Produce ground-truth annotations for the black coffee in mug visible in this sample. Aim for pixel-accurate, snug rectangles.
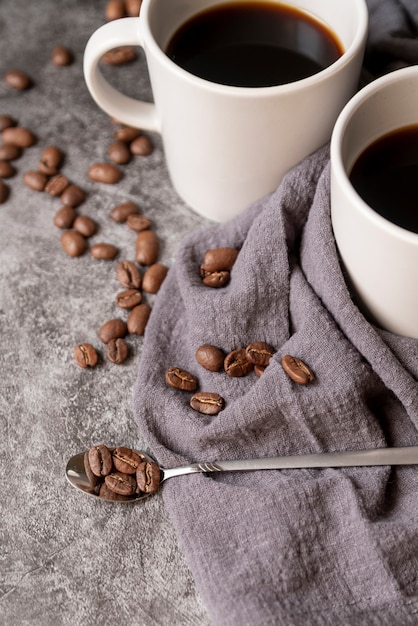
[165,1,344,88]
[349,125,418,233]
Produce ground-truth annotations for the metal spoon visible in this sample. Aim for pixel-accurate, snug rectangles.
[66,445,418,503]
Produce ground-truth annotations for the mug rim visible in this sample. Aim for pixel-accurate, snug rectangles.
[330,64,418,245]
[141,0,369,97]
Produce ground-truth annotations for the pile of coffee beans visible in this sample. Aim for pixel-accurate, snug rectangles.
[84,444,160,501]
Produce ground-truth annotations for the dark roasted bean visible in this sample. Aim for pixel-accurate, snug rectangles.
[38,145,64,175]
[116,260,142,289]
[165,367,198,391]
[127,303,151,335]
[60,230,87,257]
[281,354,315,385]
[109,200,139,223]
[84,451,102,493]
[142,263,168,294]
[45,173,69,196]
[112,447,141,474]
[105,0,127,21]
[108,140,131,164]
[98,318,128,344]
[195,344,224,372]
[136,461,160,493]
[105,471,137,496]
[88,444,113,477]
[115,288,141,309]
[23,170,48,191]
[73,215,97,238]
[190,391,225,415]
[245,341,275,367]
[61,184,86,208]
[2,126,36,148]
[54,206,77,229]
[4,69,32,90]
[99,482,134,501]
[73,343,99,368]
[0,115,16,132]
[201,270,230,288]
[201,247,239,273]
[113,126,141,142]
[90,242,119,260]
[224,348,253,377]
[135,230,159,265]
[0,161,15,178]
[0,144,21,161]
[101,46,137,65]
[88,162,122,184]
[106,337,129,364]
[126,213,152,232]
[130,134,153,156]
[52,45,74,66]
[125,0,142,16]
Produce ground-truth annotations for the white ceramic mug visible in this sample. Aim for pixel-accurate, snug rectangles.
[330,65,418,339]
[84,0,368,222]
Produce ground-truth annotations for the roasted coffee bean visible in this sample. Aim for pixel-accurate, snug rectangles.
[0,181,10,204]
[90,242,119,260]
[126,213,152,232]
[116,260,142,289]
[101,46,137,65]
[4,69,32,90]
[130,134,153,156]
[135,230,159,266]
[113,126,141,142]
[84,451,101,492]
[0,115,15,132]
[52,45,74,66]
[106,337,129,364]
[136,461,160,494]
[73,342,99,368]
[165,367,198,391]
[254,365,266,377]
[224,348,253,377]
[73,215,97,238]
[245,341,275,367]
[281,354,315,385]
[115,288,141,309]
[38,145,64,175]
[142,263,168,294]
[126,0,142,16]
[127,303,151,335]
[61,184,86,208]
[201,247,239,273]
[201,270,230,288]
[2,126,36,148]
[54,205,77,229]
[105,471,137,496]
[88,162,122,184]
[88,444,113,477]
[99,482,135,501]
[190,391,225,415]
[45,173,69,196]
[108,140,131,164]
[0,161,15,178]
[195,344,224,372]
[105,0,126,21]
[61,230,87,257]
[23,170,48,191]
[109,200,139,223]
[112,446,141,474]
[0,144,21,161]
[98,318,128,344]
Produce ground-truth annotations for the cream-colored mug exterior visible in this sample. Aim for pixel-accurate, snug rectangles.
[84,0,368,222]
[331,65,418,339]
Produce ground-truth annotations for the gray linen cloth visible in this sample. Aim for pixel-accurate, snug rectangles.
[132,3,418,622]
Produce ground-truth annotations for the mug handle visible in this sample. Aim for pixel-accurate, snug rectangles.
[83,18,160,132]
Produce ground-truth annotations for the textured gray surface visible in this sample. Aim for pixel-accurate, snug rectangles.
[0,1,211,624]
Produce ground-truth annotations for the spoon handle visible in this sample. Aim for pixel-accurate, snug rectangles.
[163,446,418,479]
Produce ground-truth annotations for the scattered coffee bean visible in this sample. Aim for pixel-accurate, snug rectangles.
[89,444,113,477]
[135,230,159,266]
[142,263,168,294]
[245,341,275,367]
[126,213,151,232]
[224,348,253,377]
[112,447,142,474]
[54,205,77,229]
[84,451,102,492]
[0,161,15,178]
[73,215,97,238]
[4,69,32,90]
[109,200,139,223]
[195,344,224,372]
[127,303,151,335]
[23,170,48,191]
[2,126,36,148]
[165,367,198,391]
[45,173,69,196]
[61,184,86,208]
[73,343,99,368]
[0,115,16,132]
[201,270,230,288]
[281,355,315,385]
[190,391,225,415]
[98,318,128,344]
[113,126,141,142]
[0,144,21,161]
[90,242,119,260]
[105,471,137,496]
[52,45,74,66]
[126,0,142,16]
[115,288,141,309]
[130,134,153,156]
[136,460,161,494]
[116,260,142,289]
[101,46,137,65]
[0,181,10,204]
[108,140,131,164]
[201,247,239,273]
[38,145,64,175]
[88,162,122,184]
[106,337,129,364]
[105,0,126,21]
[61,230,87,257]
